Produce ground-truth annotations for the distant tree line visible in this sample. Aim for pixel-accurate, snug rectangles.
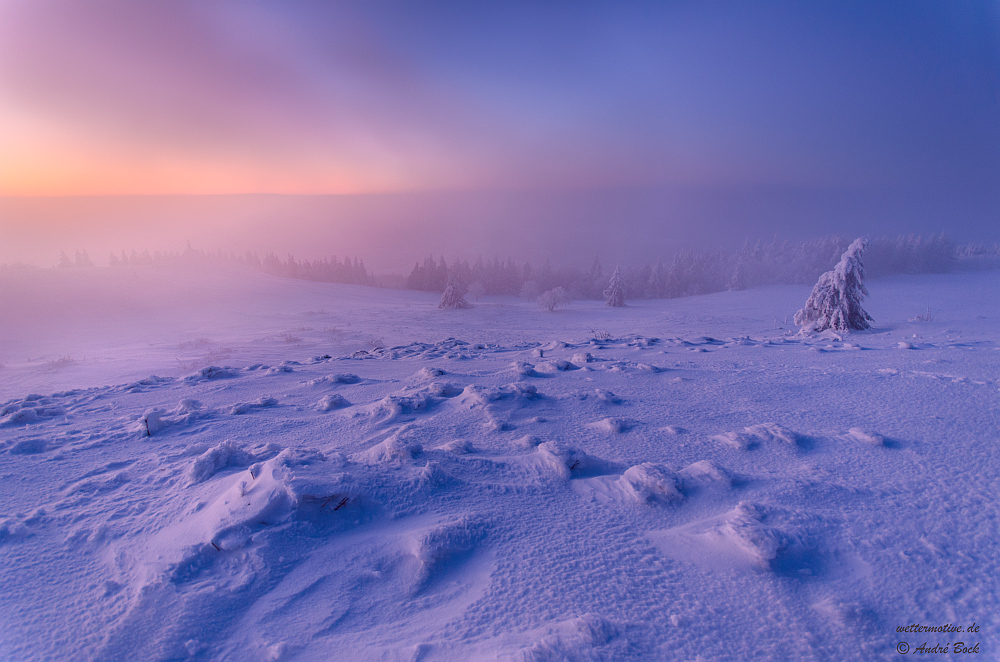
[103,243,374,286]
[44,232,1000,302]
[245,252,373,286]
[406,234,1000,301]
[58,250,95,268]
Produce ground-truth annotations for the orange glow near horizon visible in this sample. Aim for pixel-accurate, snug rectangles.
[0,157,414,197]
[0,121,421,197]
[0,91,442,196]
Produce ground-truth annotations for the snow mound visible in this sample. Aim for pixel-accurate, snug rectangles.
[510,361,538,377]
[629,336,659,348]
[358,427,423,465]
[369,383,462,423]
[123,375,172,393]
[304,373,361,387]
[228,396,278,415]
[131,399,209,438]
[415,366,446,380]
[440,438,475,454]
[183,366,238,382]
[316,394,349,411]
[594,389,621,404]
[721,502,786,568]
[422,382,463,398]
[146,447,354,583]
[1,406,38,426]
[178,399,205,414]
[570,352,593,366]
[458,382,543,432]
[0,517,32,544]
[589,417,630,433]
[712,423,804,450]
[369,391,434,423]
[533,441,619,480]
[517,614,624,662]
[515,434,542,450]
[463,382,540,404]
[618,463,683,504]
[134,409,168,436]
[0,396,65,427]
[412,515,488,588]
[648,501,815,574]
[845,428,885,446]
[187,441,254,485]
[677,460,732,490]
[460,382,542,433]
[538,359,580,374]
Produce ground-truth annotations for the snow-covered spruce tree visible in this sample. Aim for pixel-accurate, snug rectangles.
[604,265,626,307]
[794,237,873,332]
[438,273,472,310]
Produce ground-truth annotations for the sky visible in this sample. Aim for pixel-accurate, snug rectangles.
[0,0,998,265]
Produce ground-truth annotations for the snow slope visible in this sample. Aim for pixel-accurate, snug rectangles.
[1,265,998,661]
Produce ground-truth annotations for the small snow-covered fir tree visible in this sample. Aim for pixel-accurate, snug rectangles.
[438,273,472,310]
[794,237,873,332]
[604,265,626,307]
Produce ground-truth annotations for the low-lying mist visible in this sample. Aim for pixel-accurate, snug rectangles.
[2,185,998,271]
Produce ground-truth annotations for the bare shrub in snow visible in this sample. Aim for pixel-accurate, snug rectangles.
[538,286,569,311]
[794,237,873,332]
[603,265,626,307]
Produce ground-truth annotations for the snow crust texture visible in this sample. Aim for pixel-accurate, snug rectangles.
[1,268,999,661]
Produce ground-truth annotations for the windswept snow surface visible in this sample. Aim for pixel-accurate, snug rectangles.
[1,265,998,661]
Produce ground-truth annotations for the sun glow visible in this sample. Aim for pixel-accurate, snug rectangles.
[0,125,414,197]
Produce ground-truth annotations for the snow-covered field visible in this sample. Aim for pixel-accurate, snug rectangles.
[1,264,998,661]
